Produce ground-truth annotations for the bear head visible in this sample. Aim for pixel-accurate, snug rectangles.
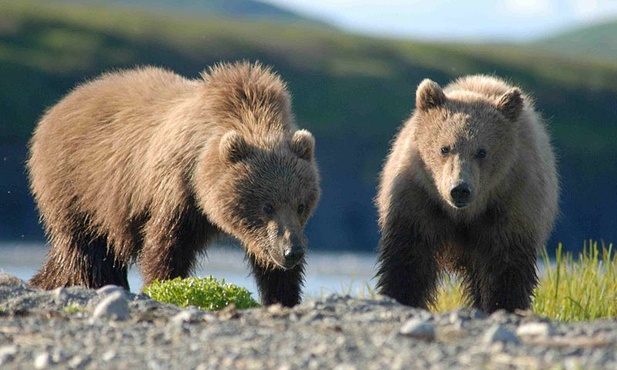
[211,129,320,270]
[412,78,523,216]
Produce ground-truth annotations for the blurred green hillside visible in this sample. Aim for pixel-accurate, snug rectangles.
[54,0,333,27]
[1,0,616,251]
[532,19,617,63]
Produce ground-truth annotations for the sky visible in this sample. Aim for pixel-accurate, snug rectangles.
[262,0,617,41]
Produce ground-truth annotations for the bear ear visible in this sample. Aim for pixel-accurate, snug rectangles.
[496,88,524,121]
[290,130,315,161]
[220,131,251,164]
[416,79,446,112]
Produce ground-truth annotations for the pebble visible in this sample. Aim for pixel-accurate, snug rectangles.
[91,291,130,321]
[483,324,520,345]
[1,274,617,369]
[68,355,89,368]
[101,350,117,362]
[96,285,126,297]
[53,287,68,305]
[0,345,18,366]
[170,308,205,324]
[517,322,553,338]
[399,318,435,341]
[33,352,52,369]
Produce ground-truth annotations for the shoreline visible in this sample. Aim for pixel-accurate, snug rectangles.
[1,273,616,369]
[0,244,377,298]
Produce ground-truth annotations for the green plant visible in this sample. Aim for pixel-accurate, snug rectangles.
[430,241,617,321]
[143,276,260,311]
[431,272,465,313]
[63,304,85,314]
[532,241,617,321]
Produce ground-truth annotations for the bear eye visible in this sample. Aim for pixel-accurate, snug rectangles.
[297,203,306,215]
[440,146,450,155]
[476,148,487,159]
[263,203,275,215]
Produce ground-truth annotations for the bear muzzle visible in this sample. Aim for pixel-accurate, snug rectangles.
[282,243,305,269]
[450,182,473,209]
[265,230,306,270]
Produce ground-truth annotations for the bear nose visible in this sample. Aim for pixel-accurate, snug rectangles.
[283,244,305,268]
[450,183,472,207]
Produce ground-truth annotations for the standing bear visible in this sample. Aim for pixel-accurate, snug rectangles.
[28,62,320,307]
[375,75,558,313]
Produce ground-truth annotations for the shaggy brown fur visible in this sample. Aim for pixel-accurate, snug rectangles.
[375,75,558,313]
[28,62,320,307]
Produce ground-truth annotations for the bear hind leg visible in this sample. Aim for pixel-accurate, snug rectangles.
[30,222,129,290]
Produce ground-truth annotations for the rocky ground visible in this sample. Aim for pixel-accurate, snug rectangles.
[1,273,616,369]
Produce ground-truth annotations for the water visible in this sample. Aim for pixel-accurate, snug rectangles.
[0,243,378,298]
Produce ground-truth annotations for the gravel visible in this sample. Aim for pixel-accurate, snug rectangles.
[1,273,616,369]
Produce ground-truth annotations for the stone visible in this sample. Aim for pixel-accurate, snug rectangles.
[400,318,435,341]
[96,285,126,297]
[34,352,52,369]
[92,291,130,321]
[170,308,204,324]
[517,322,553,338]
[483,324,520,345]
[53,287,68,305]
[0,345,18,366]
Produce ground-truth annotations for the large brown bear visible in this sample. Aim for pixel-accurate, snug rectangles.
[375,75,558,313]
[28,62,320,307]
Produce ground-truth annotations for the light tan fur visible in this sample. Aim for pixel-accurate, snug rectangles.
[376,74,558,312]
[28,62,320,306]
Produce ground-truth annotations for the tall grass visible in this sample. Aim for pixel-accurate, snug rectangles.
[431,241,617,321]
[533,241,617,321]
[356,242,617,322]
[431,272,466,313]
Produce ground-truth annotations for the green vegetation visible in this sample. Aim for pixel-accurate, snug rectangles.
[430,242,617,322]
[531,19,617,63]
[63,304,85,314]
[431,272,466,314]
[117,243,617,320]
[533,242,617,322]
[143,276,260,311]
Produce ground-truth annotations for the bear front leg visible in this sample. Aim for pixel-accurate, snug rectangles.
[249,255,305,307]
[468,234,539,313]
[140,208,212,287]
[375,222,439,309]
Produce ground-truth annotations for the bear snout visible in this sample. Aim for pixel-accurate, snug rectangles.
[265,225,306,269]
[283,243,305,269]
[450,182,473,208]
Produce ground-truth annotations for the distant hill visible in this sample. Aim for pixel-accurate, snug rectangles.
[54,0,333,28]
[531,18,617,62]
[1,0,616,251]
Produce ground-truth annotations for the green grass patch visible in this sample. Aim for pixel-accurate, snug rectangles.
[431,241,617,321]
[533,241,617,322]
[346,242,616,322]
[143,276,260,311]
[431,272,466,313]
[63,304,85,314]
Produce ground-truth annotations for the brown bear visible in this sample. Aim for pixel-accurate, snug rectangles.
[375,75,558,313]
[27,62,320,307]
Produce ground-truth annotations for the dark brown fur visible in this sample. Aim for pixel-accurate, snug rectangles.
[375,75,558,313]
[28,62,320,306]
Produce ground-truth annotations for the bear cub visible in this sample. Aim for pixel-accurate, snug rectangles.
[375,75,558,313]
[28,62,320,307]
